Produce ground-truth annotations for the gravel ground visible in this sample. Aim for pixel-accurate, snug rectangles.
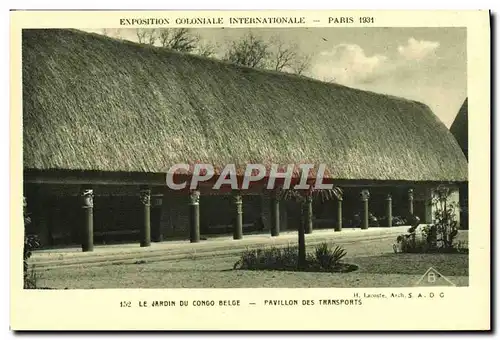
[34,236,468,289]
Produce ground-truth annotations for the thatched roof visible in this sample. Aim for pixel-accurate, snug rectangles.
[22,29,467,182]
[450,98,468,160]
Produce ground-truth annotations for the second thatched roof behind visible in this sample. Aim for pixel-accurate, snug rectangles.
[450,98,468,160]
[22,29,467,182]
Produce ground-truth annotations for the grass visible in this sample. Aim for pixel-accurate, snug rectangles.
[352,253,468,277]
[34,254,469,289]
[33,236,469,289]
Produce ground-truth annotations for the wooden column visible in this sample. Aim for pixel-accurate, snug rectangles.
[139,187,151,247]
[81,188,94,252]
[408,188,414,216]
[233,192,243,240]
[270,192,280,237]
[335,195,343,232]
[360,189,370,230]
[189,190,200,243]
[305,196,313,234]
[151,196,163,242]
[386,194,393,228]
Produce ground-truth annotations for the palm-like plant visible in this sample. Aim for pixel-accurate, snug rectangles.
[275,184,343,268]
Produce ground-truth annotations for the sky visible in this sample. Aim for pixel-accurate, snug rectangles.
[85,27,467,128]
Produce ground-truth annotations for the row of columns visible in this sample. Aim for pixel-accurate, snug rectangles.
[27,186,417,252]
[188,190,245,243]
[187,188,415,244]
[81,187,154,252]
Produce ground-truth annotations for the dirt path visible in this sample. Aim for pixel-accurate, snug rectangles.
[34,234,468,289]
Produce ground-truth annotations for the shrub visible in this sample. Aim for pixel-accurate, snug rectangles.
[455,240,469,254]
[379,215,406,227]
[23,197,40,289]
[234,242,349,272]
[233,244,299,270]
[393,213,424,253]
[345,213,381,228]
[314,242,347,270]
[428,185,460,251]
[392,216,407,226]
[393,231,428,253]
[393,185,465,254]
[368,213,379,227]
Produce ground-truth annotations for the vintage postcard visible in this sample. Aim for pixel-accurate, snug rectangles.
[10,10,490,331]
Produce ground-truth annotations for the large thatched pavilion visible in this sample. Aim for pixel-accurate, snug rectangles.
[22,29,468,251]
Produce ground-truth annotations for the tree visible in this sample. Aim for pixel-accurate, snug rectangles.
[224,32,270,69]
[135,28,218,57]
[291,54,312,76]
[136,29,149,44]
[102,29,122,39]
[157,28,199,53]
[269,36,298,72]
[147,29,157,45]
[224,33,312,75]
[195,41,218,58]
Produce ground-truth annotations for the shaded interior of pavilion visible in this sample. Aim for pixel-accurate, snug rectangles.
[24,182,438,252]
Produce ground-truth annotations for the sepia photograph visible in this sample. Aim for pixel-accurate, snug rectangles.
[9,9,490,331]
[22,26,469,289]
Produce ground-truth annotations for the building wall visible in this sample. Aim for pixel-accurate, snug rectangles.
[160,190,190,238]
[159,191,274,239]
